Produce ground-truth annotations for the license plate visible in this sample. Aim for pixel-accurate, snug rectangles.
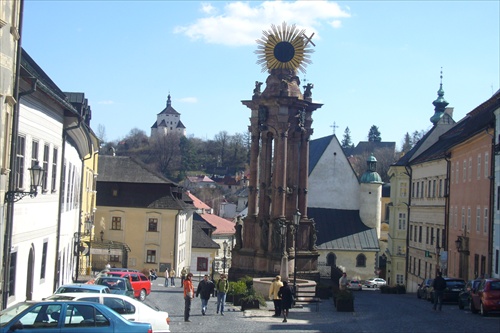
[451,289,460,292]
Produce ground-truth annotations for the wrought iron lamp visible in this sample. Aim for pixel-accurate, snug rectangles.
[5,161,44,203]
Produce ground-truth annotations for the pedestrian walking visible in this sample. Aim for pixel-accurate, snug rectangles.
[181,267,187,287]
[183,272,194,322]
[170,268,176,287]
[432,271,446,311]
[269,275,283,317]
[278,280,294,323]
[164,268,169,287]
[339,272,348,290]
[196,274,215,315]
[216,273,229,315]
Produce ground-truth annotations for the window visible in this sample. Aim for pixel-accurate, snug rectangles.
[112,217,121,230]
[51,147,58,192]
[148,218,158,232]
[15,135,25,188]
[467,207,471,231]
[42,144,49,191]
[439,179,443,197]
[428,180,431,198]
[412,182,415,198]
[146,250,156,263]
[418,259,421,276]
[476,207,481,232]
[432,180,436,198]
[197,257,208,271]
[425,227,429,244]
[436,229,441,248]
[414,225,417,242]
[398,212,406,230]
[421,181,424,198]
[356,254,366,267]
[416,182,420,198]
[31,140,39,166]
[8,252,17,296]
[484,208,488,234]
[485,152,489,178]
[468,157,472,181]
[40,241,48,279]
[430,228,434,245]
[461,207,465,230]
[477,154,481,179]
[400,182,407,198]
[463,160,467,182]
[103,297,136,315]
[110,255,120,263]
[419,226,422,243]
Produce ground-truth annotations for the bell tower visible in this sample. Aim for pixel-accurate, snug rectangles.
[230,23,322,281]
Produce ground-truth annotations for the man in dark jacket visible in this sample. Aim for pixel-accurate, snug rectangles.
[196,274,215,315]
[432,271,446,311]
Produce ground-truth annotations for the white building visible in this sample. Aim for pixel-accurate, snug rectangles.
[150,94,186,138]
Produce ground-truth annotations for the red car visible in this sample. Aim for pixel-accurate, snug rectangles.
[470,278,500,316]
[107,271,151,301]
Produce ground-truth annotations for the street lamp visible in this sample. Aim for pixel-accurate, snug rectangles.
[223,240,228,274]
[5,161,45,202]
[292,209,301,295]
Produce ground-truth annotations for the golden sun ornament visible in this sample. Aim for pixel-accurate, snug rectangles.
[255,22,314,73]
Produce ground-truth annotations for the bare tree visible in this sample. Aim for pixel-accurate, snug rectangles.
[148,133,182,177]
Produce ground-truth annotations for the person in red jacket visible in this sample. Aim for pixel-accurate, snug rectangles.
[183,273,194,322]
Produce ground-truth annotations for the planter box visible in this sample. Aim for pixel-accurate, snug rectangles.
[336,299,354,312]
[240,300,260,311]
[231,294,243,306]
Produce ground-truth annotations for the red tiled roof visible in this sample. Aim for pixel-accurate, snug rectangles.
[186,191,211,210]
[201,213,236,235]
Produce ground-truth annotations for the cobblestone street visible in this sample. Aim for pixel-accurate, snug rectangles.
[143,277,500,333]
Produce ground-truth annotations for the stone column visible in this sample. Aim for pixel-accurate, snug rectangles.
[271,126,288,218]
[247,123,260,216]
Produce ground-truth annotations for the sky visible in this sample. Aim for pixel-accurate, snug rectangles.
[21,1,499,150]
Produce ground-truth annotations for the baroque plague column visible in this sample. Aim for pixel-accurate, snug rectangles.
[230,23,322,281]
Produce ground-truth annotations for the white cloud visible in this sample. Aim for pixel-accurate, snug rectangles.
[174,1,350,46]
[179,97,198,103]
[98,100,114,105]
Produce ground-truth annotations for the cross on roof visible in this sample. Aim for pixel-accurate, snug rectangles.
[330,121,339,135]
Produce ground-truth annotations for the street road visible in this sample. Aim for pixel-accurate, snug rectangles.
[144,277,500,333]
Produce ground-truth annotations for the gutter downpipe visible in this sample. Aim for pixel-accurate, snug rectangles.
[444,152,452,277]
[404,165,412,288]
[486,127,495,277]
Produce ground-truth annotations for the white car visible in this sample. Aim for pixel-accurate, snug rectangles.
[364,278,387,288]
[47,293,170,332]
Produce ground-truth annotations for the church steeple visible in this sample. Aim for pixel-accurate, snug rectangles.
[430,69,449,125]
[166,93,172,108]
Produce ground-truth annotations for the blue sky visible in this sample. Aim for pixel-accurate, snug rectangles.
[22,1,499,149]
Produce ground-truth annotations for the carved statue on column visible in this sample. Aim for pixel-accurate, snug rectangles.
[310,220,318,250]
[234,216,243,250]
[272,219,285,252]
[260,218,269,251]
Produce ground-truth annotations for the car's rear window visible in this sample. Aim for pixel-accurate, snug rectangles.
[446,280,465,288]
[490,281,500,290]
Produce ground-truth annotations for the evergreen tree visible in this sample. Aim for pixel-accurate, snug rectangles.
[401,132,412,153]
[368,125,382,142]
[341,127,354,149]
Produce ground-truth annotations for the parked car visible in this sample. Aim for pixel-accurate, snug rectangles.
[470,278,500,316]
[347,280,362,291]
[428,277,466,303]
[458,279,481,309]
[107,271,151,301]
[54,284,111,294]
[95,276,135,298]
[0,300,152,333]
[47,293,170,332]
[87,269,140,285]
[364,278,386,288]
[417,278,433,300]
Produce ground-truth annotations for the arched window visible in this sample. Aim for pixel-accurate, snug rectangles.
[356,254,366,267]
[326,252,336,267]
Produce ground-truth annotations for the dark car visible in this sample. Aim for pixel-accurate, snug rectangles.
[429,277,466,303]
[470,278,500,316]
[0,300,152,333]
[417,278,433,300]
[95,276,135,298]
[458,279,481,309]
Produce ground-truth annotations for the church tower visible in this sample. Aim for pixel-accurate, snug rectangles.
[359,154,383,239]
[230,23,322,281]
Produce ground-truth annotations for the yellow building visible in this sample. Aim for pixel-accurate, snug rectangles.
[94,155,194,277]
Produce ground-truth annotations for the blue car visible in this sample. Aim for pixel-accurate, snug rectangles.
[0,300,152,333]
